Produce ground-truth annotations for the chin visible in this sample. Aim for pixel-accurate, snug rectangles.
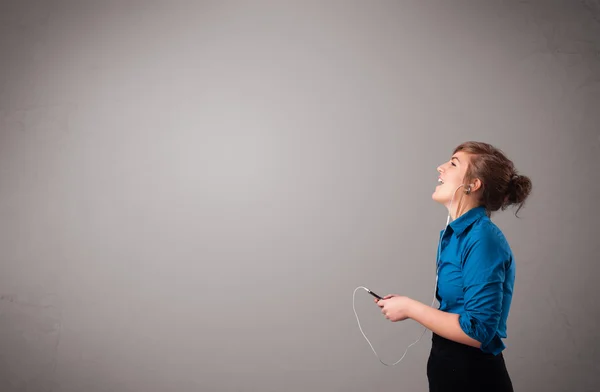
[431,189,446,205]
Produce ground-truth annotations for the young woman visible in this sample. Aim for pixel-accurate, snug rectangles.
[376,141,532,392]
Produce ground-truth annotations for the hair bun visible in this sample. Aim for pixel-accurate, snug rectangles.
[505,173,532,208]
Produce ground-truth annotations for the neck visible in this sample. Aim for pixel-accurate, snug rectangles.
[447,198,477,221]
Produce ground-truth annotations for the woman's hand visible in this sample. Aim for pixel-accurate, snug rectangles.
[373,293,483,349]
[375,294,414,322]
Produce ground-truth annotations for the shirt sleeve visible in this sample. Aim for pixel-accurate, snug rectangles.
[458,229,509,347]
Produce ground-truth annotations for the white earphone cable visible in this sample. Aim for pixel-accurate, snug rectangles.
[353,184,465,365]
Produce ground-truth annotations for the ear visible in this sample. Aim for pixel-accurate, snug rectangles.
[470,178,482,192]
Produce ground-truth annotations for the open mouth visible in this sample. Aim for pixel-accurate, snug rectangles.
[437,178,444,185]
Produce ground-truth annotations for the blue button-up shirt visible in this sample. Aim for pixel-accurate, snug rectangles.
[436,206,515,355]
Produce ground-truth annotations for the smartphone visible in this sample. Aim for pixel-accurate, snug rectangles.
[365,288,383,300]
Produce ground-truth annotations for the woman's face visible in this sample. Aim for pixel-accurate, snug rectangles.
[432,151,470,207]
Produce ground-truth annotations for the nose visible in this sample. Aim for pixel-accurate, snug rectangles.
[437,164,443,173]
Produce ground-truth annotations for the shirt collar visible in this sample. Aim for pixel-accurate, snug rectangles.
[448,205,487,236]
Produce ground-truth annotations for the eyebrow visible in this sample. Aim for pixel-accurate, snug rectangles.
[451,156,460,163]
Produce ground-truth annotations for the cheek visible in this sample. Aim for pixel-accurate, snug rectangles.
[447,172,464,185]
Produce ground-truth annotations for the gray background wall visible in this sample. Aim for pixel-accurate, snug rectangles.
[0,0,599,391]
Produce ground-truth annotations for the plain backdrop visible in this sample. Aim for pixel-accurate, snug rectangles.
[1,0,599,391]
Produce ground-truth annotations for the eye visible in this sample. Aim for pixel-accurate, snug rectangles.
[451,162,456,167]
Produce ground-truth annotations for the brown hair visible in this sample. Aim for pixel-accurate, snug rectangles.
[454,141,532,217]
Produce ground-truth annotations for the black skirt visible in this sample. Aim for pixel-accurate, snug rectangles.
[427,333,514,392]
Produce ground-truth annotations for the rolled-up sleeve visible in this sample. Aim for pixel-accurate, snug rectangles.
[458,230,509,348]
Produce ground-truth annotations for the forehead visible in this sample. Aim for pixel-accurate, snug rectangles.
[452,151,470,161]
